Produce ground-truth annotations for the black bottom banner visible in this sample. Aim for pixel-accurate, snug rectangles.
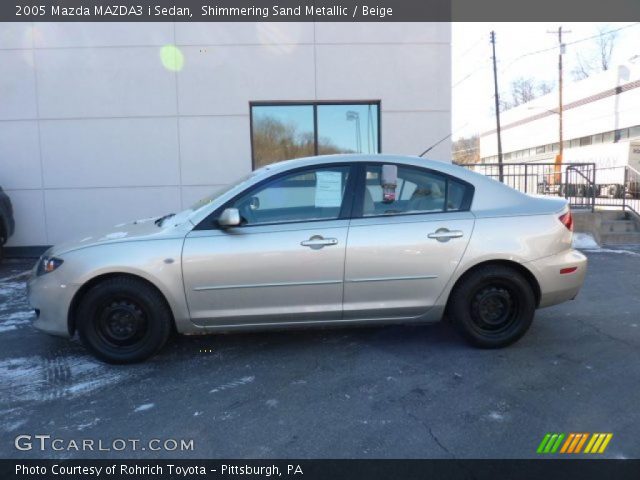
[2,459,640,480]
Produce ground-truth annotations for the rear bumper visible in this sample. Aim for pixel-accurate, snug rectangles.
[526,249,587,308]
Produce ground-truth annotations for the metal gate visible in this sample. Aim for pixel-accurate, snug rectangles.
[457,162,597,211]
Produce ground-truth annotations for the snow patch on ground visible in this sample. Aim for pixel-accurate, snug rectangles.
[0,311,35,333]
[0,280,33,333]
[573,233,640,257]
[76,418,100,431]
[0,271,31,283]
[584,247,640,257]
[573,233,599,249]
[0,355,127,403]
[103,231,128,240]
[209,375,255,394]
[134,403,155,412]
[486,411,505,422]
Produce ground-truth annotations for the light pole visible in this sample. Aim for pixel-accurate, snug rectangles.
[547,26,570,183]
[490,31,504,182]
[346,110,361,153]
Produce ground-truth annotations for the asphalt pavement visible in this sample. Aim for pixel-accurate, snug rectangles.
[0,247,639,459]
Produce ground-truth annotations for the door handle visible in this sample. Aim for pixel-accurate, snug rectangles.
[428,228,464,242]
[301,235,338,249]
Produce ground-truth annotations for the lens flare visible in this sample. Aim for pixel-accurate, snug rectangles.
[160,44,184,72]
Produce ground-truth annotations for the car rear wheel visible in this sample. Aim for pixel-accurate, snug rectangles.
[448,265,536,348]
[77,277,172,364]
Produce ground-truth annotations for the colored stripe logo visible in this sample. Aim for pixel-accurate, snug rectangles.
[537,433,613,454]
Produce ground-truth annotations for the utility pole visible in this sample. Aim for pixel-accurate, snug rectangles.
[490,31,503,182]
[548,26,570,184]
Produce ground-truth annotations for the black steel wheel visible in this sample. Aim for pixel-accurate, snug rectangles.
[77,276,172,364]
[448,265,536,348]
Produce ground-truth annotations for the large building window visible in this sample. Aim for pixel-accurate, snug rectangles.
[250,101,380,168]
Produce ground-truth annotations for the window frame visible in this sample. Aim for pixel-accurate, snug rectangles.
[194,163,358,230]
[249,100,382,169]
[351,162,475,220]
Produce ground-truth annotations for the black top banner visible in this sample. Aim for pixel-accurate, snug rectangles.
[2,0,640,22]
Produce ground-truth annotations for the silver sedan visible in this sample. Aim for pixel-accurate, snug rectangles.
[28,155,587,363]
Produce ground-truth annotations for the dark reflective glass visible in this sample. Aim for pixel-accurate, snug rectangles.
[317,104,379,155]
[251,103,380,168]
[251,105,314,168]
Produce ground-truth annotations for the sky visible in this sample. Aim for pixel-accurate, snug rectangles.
[451,22,640,141]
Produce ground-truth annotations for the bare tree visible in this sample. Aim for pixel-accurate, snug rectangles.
[537,80,555,96]
[572,25,618,80]
[498,77,554,112]
[452,135,480,164]
[252,116,347,167]
[510,77,538,107]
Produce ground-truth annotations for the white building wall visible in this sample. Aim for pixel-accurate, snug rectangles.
[480,65,640,160]
[0,22,451,247]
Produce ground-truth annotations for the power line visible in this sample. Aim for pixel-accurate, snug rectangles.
[453,23,640,91]
[453,33,488,61]
[498,22,640,76]
[452,61,491,88]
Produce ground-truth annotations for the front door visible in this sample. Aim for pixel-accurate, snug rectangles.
[343,163,475,319]
[182,164,355,326]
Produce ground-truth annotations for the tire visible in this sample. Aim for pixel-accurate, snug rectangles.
[448,265,536,348]
[77,276,172,364]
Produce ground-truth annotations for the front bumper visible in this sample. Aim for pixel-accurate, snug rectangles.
[526,248,588,309]
[27,269,78,337]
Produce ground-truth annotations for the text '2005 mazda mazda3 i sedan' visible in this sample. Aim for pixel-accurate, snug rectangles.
[28,155,587,363]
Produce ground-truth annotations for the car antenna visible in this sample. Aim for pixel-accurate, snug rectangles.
[418,133,452,157]
[418,122,470,157]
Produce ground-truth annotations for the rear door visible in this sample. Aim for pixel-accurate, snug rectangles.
[343,163,475,320]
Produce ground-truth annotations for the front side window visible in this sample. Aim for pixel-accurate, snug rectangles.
[228,166,351,226]
[361,165,471,217]
[251,102,380,168]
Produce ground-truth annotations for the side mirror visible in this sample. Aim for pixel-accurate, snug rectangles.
[218,208,241,227]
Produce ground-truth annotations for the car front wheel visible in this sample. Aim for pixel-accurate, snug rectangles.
[77,276,172,364]
[448,265,536,348]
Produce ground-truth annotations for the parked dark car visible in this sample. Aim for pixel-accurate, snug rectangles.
[0,186,15,261]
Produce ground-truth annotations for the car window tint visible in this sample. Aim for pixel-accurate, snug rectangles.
[363,165,466,216]
[230,166,350,225]
[447,180,467,211]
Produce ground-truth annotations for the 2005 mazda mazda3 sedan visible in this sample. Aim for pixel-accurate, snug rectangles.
[28,155,587,363]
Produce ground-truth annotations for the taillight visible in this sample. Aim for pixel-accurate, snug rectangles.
[559,211,573,231]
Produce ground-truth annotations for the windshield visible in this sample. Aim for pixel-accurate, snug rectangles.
[187,171,259,213]
[155,169,264,228]
[152,166,275,228]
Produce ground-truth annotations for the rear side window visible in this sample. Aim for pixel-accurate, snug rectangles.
[361,164,472,216]
[446,180,468,211]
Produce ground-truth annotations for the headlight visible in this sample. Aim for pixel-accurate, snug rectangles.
[36,256,64,276]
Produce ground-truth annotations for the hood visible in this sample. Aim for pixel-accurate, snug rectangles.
[48,215,190,257]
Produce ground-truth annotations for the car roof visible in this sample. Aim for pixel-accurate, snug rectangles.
[259,154,495,188]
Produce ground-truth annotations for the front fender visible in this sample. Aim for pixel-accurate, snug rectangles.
[61,239,191,333]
